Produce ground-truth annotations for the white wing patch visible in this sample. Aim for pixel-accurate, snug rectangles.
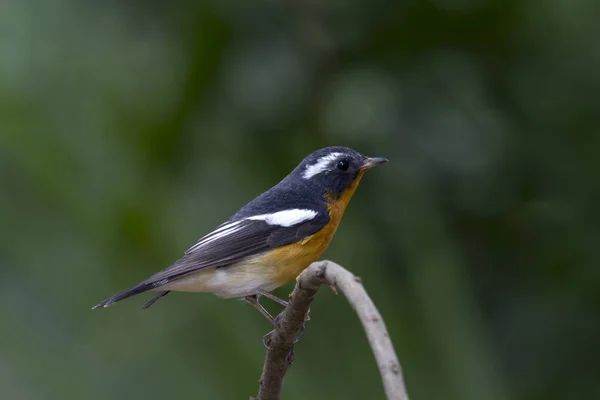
[185,209,317,254]
[302,152,343,179]
[249,209,317,227]
[186,220,243,253]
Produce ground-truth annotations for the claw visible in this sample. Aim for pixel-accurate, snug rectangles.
[258,299,310,350]
[263,329,295,366]
[262,330,275,350]
[286,346,295,366]
[296,322,306,341]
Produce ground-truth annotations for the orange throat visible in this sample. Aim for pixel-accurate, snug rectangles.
[265,169,367,285]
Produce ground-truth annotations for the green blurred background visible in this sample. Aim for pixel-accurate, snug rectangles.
[1,0,599,399]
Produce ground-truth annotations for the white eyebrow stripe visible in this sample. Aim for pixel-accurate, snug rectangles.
[302,152,343,179]
[248,209,318,227]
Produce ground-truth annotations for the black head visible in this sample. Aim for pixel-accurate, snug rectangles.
[291,146,388,199]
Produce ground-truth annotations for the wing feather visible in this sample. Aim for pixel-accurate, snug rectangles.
[92,209,329,308]
[147,212,328,284]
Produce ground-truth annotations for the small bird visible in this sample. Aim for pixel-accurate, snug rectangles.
[93,146,387,321]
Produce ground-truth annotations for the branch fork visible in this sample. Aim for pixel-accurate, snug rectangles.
[252,260,409,400]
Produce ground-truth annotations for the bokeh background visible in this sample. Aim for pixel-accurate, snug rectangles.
[1,0,599,399]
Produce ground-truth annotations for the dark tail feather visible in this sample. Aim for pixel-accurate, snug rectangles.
[141,291,170,310]
[92,282,155,310]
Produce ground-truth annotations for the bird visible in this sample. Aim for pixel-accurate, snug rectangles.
[92,146,387,321]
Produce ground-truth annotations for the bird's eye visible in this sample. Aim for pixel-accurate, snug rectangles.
[337,158,350,171]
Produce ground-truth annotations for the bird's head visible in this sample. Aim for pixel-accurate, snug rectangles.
[292,146,388,199]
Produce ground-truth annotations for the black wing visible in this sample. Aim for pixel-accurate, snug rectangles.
[92,211,329,309]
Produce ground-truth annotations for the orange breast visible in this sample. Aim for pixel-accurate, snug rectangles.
[265,169,367,285]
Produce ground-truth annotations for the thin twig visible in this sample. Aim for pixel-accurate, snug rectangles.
[252,260,409,400]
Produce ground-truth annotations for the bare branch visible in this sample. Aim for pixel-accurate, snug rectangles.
[253,260,409,400]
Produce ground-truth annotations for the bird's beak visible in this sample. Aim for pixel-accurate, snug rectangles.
[361,157,389,170]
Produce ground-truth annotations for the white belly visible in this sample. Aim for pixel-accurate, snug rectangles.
[159,256,282,298]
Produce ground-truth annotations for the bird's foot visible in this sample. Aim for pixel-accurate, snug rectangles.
[244,295,275,324]
[261,311,308,349]
[257,289,288,307]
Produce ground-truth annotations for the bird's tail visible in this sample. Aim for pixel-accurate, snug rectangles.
[92,282,164,310]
